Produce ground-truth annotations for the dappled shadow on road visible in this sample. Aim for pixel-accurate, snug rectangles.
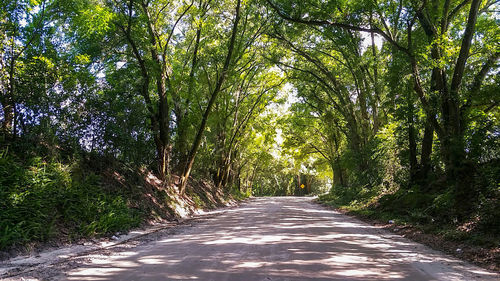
[62,197,497,281]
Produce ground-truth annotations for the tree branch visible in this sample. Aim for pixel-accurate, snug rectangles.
[266,0,410,55]
[462,51,500,110]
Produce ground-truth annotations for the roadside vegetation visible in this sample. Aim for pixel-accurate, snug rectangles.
[0,139,238,253]
[0,147,140,250]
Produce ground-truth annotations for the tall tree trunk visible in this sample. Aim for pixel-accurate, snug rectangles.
[2,20,17,138]
[180,0,241,194]
[407,99,418,184]
[174,26,202,172]
[332,157,344,187]
[141,1,172,179]
[248,165,257,194]
[220,147,237,189]
[121,0,171,180]
[1,96,14,136]
[446,0,481,214]
[417,116,434,184]
[2,59,16,137]
[370,21,380,134]
[236,165,242,193]
[157,73,170,179]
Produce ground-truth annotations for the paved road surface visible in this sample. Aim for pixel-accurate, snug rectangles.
[56,197,497,280]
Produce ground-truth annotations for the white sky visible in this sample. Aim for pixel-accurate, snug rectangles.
[360,33,383,54]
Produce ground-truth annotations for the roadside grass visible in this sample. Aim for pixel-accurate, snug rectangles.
[318,189,500,249]
[0,150,141,250]
[0,145,244,253]
[229,187,251,201]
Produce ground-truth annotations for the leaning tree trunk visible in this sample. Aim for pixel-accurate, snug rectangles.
[173,25,201,173]
[157,76,171,180]
[179,0,241,194]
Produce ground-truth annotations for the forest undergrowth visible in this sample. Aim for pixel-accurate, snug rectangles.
[0,139,246,257]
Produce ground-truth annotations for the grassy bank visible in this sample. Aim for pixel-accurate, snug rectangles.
[318,186,500,271]
[0,145,247,254]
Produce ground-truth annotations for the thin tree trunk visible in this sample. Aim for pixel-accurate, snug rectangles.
[175,26,202,172]
[1,96,14,136]
[2,55,16,136]
[418,117,434,183]
[141,1,172,179]
[297,174,301,196]
[370,17,380,134]
[248,165,257,194]
[408,101,418,184]
[180,0,242,194]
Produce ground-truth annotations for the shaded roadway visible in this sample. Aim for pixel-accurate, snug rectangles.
[60,197,498,280]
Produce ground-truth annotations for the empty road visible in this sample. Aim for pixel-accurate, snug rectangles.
[46,197,500,280]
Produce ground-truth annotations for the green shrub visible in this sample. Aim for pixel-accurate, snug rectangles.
[429,190,455,222]
[476,195,500,235]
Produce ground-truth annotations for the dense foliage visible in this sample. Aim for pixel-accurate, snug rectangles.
[265,0,499,244]
[0,148,140,249]
[0,0,498,249]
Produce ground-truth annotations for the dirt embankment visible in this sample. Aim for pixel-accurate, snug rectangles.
[0,158,241,262]
[0,166,244,279]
